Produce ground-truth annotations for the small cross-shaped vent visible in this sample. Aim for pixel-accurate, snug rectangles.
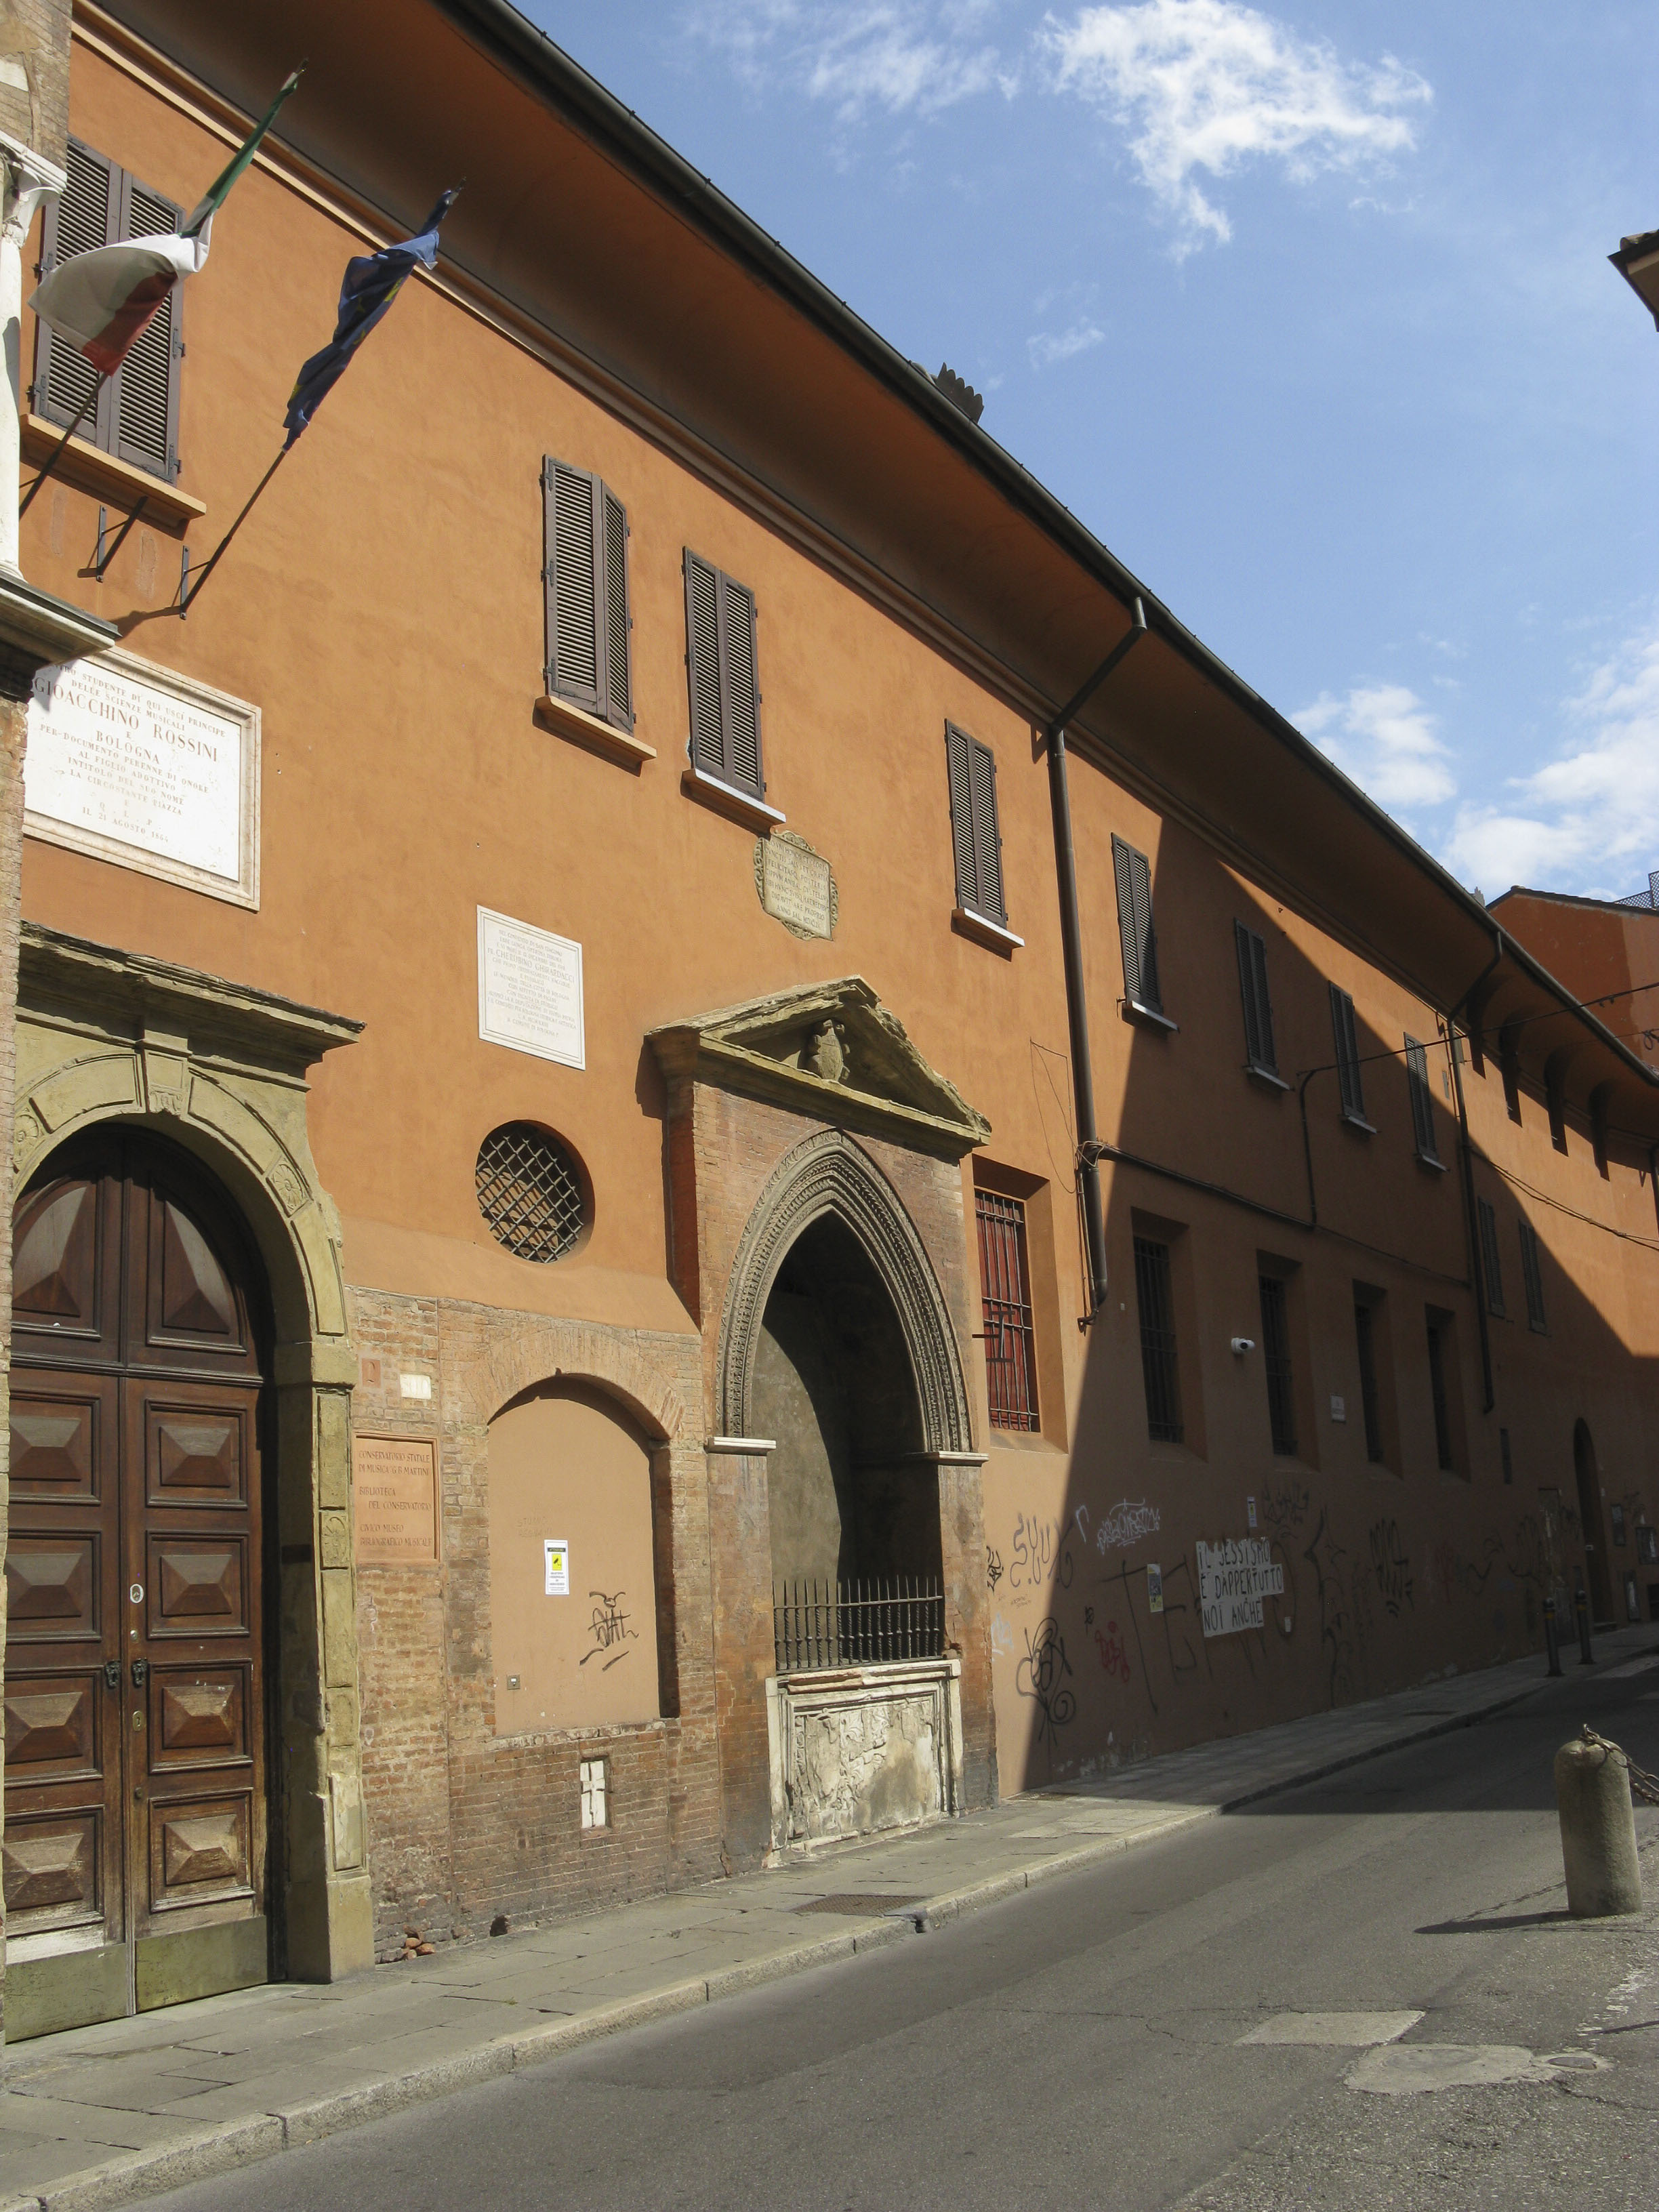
[475,1123,588,1263]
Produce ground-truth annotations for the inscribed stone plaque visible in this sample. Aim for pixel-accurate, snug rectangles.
[753,828,836,940]
[353,1436,439,1566]
[25,649,260,907]
[477,906,585,1068]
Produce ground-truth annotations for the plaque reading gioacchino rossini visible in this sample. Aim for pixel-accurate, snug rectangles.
[24,649,261,907]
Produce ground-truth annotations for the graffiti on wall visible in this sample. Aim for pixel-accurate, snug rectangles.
[1015,1617,1077,1749]
[579,1590,638,1670]
[1368,1519,1414,1618]
[1096,1499,1161,1553]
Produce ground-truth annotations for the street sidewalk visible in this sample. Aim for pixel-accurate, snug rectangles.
[2,1624,1654,2212]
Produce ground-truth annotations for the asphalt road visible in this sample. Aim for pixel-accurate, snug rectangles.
[157,1661,1659,2212]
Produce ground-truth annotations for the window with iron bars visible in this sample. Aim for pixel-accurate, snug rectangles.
[1133,1235,1182,1443]
[1258,1272,1298,1456]
[975,1188,1039,1430]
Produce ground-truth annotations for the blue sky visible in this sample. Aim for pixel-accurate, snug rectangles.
[522,1,1659,902]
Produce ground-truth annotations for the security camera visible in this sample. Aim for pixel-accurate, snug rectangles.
[1230,1336,1255,1355]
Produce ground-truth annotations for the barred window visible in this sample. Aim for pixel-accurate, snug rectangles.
[475,1124,589,1263]
[1133,1236,1182,1443]
[975,1189,1038,1430]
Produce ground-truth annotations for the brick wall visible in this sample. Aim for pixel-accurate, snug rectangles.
[348,1284,720,1957]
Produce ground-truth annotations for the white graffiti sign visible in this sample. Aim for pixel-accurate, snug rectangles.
[1197,1537,1284,1637]
[1097,1499,1161,1553]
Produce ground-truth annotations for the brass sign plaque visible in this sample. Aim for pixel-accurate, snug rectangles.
[354,1436,439,1566]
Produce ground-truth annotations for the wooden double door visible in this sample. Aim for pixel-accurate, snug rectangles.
[5,1130,272,2036]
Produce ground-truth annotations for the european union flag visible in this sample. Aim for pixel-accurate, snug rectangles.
[283,188,459,448]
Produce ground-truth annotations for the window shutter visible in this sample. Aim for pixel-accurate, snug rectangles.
[544,459,600,713]
[717,573,761,794]
[1330,985,1366,1121]
[110,171,182,481]
[945,724,976,909]
[1477,1197,1504,1317]
[1112,835,1161,1014]
[1405,1036,1439,1162]
[945,724,1005,926]
[1235,922,1275,1073]
[36,141,117,445]
[684,550,722,777]
[1519,1219,1547,1332]
[684,552,763,796]
[601,485,632,730]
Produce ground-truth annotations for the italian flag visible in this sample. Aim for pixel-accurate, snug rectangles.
[28,68,300,377]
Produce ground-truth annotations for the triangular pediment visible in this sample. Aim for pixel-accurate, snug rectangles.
[648,978,989,1160]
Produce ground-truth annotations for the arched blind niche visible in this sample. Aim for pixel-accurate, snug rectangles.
[486,1382,663,1732]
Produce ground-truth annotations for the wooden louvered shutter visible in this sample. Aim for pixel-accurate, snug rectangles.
[718,573,760,794]
[111,171,182,481]
[945,724,1006,924]
[1330,984,1366,1121]
[684,552,763,796]
[544,459,600,714]
[1113,835,1161,1014]
[1405,1036,1438,1161]
[1235,922,1275,1073]
[36,141,117,449]
[600,485,632,729]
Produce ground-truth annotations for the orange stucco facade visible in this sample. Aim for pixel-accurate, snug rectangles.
[3,0,1657,2036]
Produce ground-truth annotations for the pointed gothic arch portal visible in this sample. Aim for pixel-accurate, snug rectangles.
[718,1130,971,1596]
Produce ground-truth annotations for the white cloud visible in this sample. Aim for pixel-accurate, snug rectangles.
[1040,0,1431,253]
[1297,682,1454,813]
[686,1,1014,118]
[1443,616,1659,899]
[1027,319,1105,365]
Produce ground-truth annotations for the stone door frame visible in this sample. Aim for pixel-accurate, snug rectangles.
[7,924,371,2010]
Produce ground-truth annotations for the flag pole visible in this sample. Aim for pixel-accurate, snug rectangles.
[176,442,289,615]
[19,377,103,516]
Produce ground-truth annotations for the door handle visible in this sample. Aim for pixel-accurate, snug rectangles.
[131,1658,148,1687]
[103,1660,120,1690]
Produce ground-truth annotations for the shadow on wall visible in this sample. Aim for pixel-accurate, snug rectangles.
[982,840,1659,1794]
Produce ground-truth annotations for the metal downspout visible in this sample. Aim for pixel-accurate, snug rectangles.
[1046,598,1147,1325]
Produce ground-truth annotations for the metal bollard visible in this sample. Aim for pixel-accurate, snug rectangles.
[1543,1597,1563,1677]
[1574,1586,1594,1666]
[1555,1733,1643,1917]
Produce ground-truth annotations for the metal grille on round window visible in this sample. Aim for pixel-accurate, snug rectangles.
[475,1124,587,1263]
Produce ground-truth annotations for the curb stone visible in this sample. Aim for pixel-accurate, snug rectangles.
[3,1659,1604,2211]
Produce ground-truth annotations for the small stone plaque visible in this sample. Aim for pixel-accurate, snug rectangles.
[754,829,836,940]
[478,905,585,1069]
[354,1436,439,1566]
[25,647,260,907]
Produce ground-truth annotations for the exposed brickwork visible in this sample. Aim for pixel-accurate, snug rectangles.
[347,1284,720,1958]
[672,1084,1000,1858]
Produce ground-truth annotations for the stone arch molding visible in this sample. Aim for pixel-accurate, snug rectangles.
[465,1314,695,1448]
[717,1126,972,1452]
[13,925,361,1359]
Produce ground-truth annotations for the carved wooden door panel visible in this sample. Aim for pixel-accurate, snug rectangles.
[7,1132,268,2022]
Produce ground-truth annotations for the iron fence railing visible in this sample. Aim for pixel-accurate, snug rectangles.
[773,1576,945,1673]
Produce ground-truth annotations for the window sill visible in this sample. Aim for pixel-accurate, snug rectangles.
[1246,1063,1288,1092]
[952,905,1023,956]
[1414,1150,1448,1174]
[681,764,784,832]
[22,413,203,529]
[535,693,655,771]
[1122,998,1178,1033]
[1340,1111,1378,1136]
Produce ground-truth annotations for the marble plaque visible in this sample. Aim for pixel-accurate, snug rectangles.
[354,1436,439,1566]
[25,649,260,907]
[754,829,836,940]
[478,906,585,1068]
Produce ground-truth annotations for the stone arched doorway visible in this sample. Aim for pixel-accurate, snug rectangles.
[7,1127,276,2035]
[1572,1419,1614,1627]
[752,1212,937,1597]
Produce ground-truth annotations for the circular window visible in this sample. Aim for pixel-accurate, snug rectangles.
[475,1123,590,1263]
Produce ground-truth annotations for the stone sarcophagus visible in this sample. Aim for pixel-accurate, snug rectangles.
[765,1659,964,1854]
